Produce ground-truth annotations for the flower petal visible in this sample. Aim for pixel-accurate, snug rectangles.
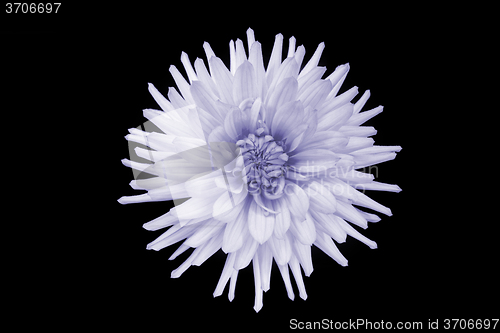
[248,200,275,244]
[289,212,317,245]
[266,77,298,129]
[169,65,195,104]
[283,181,309,222]
[310,211,347,243]
[272,199,291,239]
[222,203,249,253]
[319,86,358,120]
[258,243,273,292]
[314,231,348,266]
[233,61,257,105]
[266,33,283,85]
[233,228,259,270]
[194,57,219,98]
[297,79,332,111]
[148,83,174,112]
[289,254,308,300]
[317,102,354,132]
[248,42,267,100]
[183,219,225,248]
[213,252,236,297]
[252,251,264,312]
[334,200,368,229]
[278,264,295,301]
[292,238,313,276]
[190,80,222,122]
[336,217,378,249]
[209,56,235,105]
[146,224,196,251]
[298,42,325,79]
[268,233,292,266]
[304,181,337,214]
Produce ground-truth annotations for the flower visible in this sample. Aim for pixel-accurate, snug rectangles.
[118,28,402,312]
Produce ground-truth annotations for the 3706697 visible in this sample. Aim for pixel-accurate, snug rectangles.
[6,3,61,13]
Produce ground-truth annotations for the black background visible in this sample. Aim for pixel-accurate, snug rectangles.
[2,3,496,331]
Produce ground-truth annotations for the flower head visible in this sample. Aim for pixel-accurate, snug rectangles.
[119,28,402,312]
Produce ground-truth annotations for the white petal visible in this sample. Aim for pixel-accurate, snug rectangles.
[130,177,168,190]
[148,83,174,112]
[213,187,248,221]
[203,41,216,62]
[192,230,224,266]
[353,181,402,193]
[294,45,305,69]
[304,181,337,214]
[314,231,348,266]
[233,229,259,270]
[289,255,308,300]
[248,200,275,244]
[288,212,316,245]
[283,181,310,222]
[271,99,303,140]
[338,125,377,137]
[300,78,336,113]
[183,219,225,248]
[337,137,374,154]
[228,269,238,302]
[169,65,195,105]
[248,42,267,100]
[171,195,220,223]
[222,203,248,253]
[354,152,397,169]
[142,211,178,231]
[287,36,296,57]
[229,40,236,75]
[170,249,197,278]
[310,211,347,243]
[190,81,222,122]
[325,63,349,98]
[354,208,381,222]
[291,238,313,276]
[353,89,370,114]
[294,131,348,153]
[194,58,219,98]
[266,33,283,85]
[213,252,236,297]
[267,57,300,96]
[351,145,402,155]
[246,27,255,51]
[117,193,152,205]
[334,200,368,229]
[336,218,378,249]
[268,233,292,266]
[258,243,273,292]
[350,189,393,216]
[319,86,358,120]
[180,51,198,83]
[298,42,325,79]
[317,103,354,132]
[235,39,247,70]
[346,105,384,126]
[146,224,197,251]
[272,199,291,239]
[233,61,257,105]
[277,264,295,300]
[297,66,327,96]
[169,244,190,260]
[266,77,299,129]
[252,251,264,312]
[209,56,235,105]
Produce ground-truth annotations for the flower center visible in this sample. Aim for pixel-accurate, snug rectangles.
[236,129,289,200]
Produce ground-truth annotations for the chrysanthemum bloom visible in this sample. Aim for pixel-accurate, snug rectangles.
[119,28,401,312]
